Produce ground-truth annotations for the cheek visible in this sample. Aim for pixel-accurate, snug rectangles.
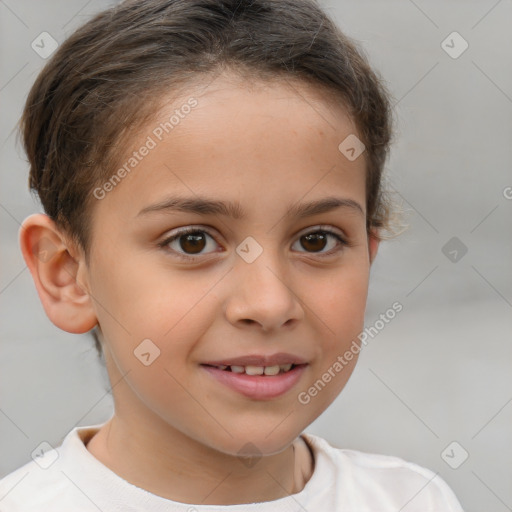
[91,254,217,343]
[296,269,368,413]
[305,260,370,344]
[92,265,212,415]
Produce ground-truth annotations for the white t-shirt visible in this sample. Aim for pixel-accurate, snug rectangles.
[0,423,464,511]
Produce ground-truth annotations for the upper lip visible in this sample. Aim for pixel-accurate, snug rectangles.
[201,352,308,367]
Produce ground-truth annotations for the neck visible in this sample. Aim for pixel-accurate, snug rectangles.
[85,414,311,505]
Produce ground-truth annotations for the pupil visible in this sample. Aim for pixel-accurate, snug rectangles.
[301,232,327,252]
[180,233,206,254]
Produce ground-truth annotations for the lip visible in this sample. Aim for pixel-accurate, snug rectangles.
[201,363,308,400]
[201,352,308,367]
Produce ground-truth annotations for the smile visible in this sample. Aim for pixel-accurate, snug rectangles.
[200,363,308,400]
[203,363,295,375]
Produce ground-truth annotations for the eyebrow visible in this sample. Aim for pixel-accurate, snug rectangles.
[136,195,364,220]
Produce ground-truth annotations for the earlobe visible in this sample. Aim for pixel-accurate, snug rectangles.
[368,229,380,265]
[18,213,98,334]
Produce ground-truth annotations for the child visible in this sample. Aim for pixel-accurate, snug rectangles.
[1,0,464,510]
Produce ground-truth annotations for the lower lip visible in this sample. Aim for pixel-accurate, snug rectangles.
[201,364,308,400]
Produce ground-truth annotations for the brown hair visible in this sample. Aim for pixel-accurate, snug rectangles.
[20,0,403,358]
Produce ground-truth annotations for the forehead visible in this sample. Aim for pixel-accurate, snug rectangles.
[90,73,367,229]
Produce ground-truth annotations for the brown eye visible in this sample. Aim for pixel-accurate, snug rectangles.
[178,232,207,254]
[160,228,219,260]
[300,232,328,252]
[292,229,346,256]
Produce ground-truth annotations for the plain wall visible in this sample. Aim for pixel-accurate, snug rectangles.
[1,1,511,511]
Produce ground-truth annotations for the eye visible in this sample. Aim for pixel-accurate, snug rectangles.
[158,227,220,261]
[158,225,348,262]
[291,227,347,256]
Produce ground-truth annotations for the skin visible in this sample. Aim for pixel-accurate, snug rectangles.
[20,71,379,505]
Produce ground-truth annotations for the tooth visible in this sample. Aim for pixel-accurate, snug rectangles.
[264,365,280,376]
[280,363,293,372]
[245,365,264,375]
[231,365,245,373]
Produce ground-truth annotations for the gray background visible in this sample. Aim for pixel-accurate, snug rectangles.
[1,1,511,511]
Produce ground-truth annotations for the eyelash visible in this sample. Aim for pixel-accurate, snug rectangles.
[157,225,349,262]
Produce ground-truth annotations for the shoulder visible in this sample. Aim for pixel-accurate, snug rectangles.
[0,454,69,511]
[302,433,464,511]
[0,426,103,512]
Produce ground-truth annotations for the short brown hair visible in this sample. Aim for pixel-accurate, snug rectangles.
[20,0,402,358]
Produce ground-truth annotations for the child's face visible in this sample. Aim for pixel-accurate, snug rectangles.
[82,72,378,455]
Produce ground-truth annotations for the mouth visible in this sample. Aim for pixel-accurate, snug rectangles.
[200,359,309,400]
[201,352,308,370]
[201,362,303,376]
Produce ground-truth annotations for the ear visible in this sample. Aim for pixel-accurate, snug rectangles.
[19,213,98,334]
[368,229,380,266]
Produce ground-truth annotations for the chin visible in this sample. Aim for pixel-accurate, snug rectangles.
[198,425,301,459]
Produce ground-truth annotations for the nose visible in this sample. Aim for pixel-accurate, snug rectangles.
[224,248,305,332]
